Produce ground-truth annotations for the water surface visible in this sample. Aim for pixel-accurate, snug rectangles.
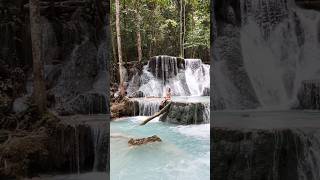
[111,116,210,180]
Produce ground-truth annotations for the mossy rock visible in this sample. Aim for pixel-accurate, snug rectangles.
[0,132,49,178]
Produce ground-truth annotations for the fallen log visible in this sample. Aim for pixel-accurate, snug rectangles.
[140,101,172,125]
[128,135,162,146]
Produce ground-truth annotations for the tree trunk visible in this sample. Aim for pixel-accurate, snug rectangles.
[179,0,184,57]
[191,10,195,58]
[30,0,46,114]
[183,0,186,58]
[140,102,172,125]
[134,0,142,62]
[136,11,142,62]
[111,30,117,63]
[115,0,125,95]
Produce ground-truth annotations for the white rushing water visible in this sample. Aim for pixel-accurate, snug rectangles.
[132,98,162,116]
[185,59,210,96]
[214,0,320,110]
[132,96,210,118]
[241,0,320,108]
[91,125,103,171]
[127,56,210,97]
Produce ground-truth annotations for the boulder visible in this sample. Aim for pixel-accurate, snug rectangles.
[160,102,209,124]
[111,97,139,118]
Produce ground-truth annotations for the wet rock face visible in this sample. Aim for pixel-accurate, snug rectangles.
[214,0,242,27]
[297,80,320,109]
[147,56,185,82]
[213,128,320,180]
[202,87,210,96]
[111,98,139,118]
[160,102,209,124]
[295,0,320,10]
[0,0,109,115]
[57,93,107,115]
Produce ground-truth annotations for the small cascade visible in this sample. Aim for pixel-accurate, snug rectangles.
[185,59,210,96]
[51,120,108,174]
[133,98,162,116]
[91,126,101,171]
[57,124,95,173]
[127,56,210,97]
[296,130,320,180]
[203,103,210,123]
[90,125,104,171]
[74,126,80,175]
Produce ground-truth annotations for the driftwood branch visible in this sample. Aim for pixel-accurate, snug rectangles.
[140,102,172,125]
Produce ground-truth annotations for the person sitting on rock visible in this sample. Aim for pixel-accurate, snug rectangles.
[160,88,172,109]
[165,88,172,100]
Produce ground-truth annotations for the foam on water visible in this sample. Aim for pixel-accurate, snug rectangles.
[172,124,210,139]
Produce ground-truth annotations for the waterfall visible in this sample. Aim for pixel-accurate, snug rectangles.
[132,98,162,116]
[154,56,179,83]
[73,125,80,174]
[241,0,320,109]
[213,0,320,110]
[127,55,210,97]
[295,130,320,180]
[91,125,103,171]
[185,59,210,96]
[203,103,210,123]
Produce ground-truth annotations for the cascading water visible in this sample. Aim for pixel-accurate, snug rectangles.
[213,0,320,110]
[91,126,103,171]
[127,55,210,97]
[240,0,320,109]
[185,59,210,96]
[133,98,162,116]
[126,56,210,123]
[213,1,320,179]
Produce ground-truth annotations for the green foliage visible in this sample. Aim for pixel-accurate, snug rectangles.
[185,1,210,49]
[111,0,210,62]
